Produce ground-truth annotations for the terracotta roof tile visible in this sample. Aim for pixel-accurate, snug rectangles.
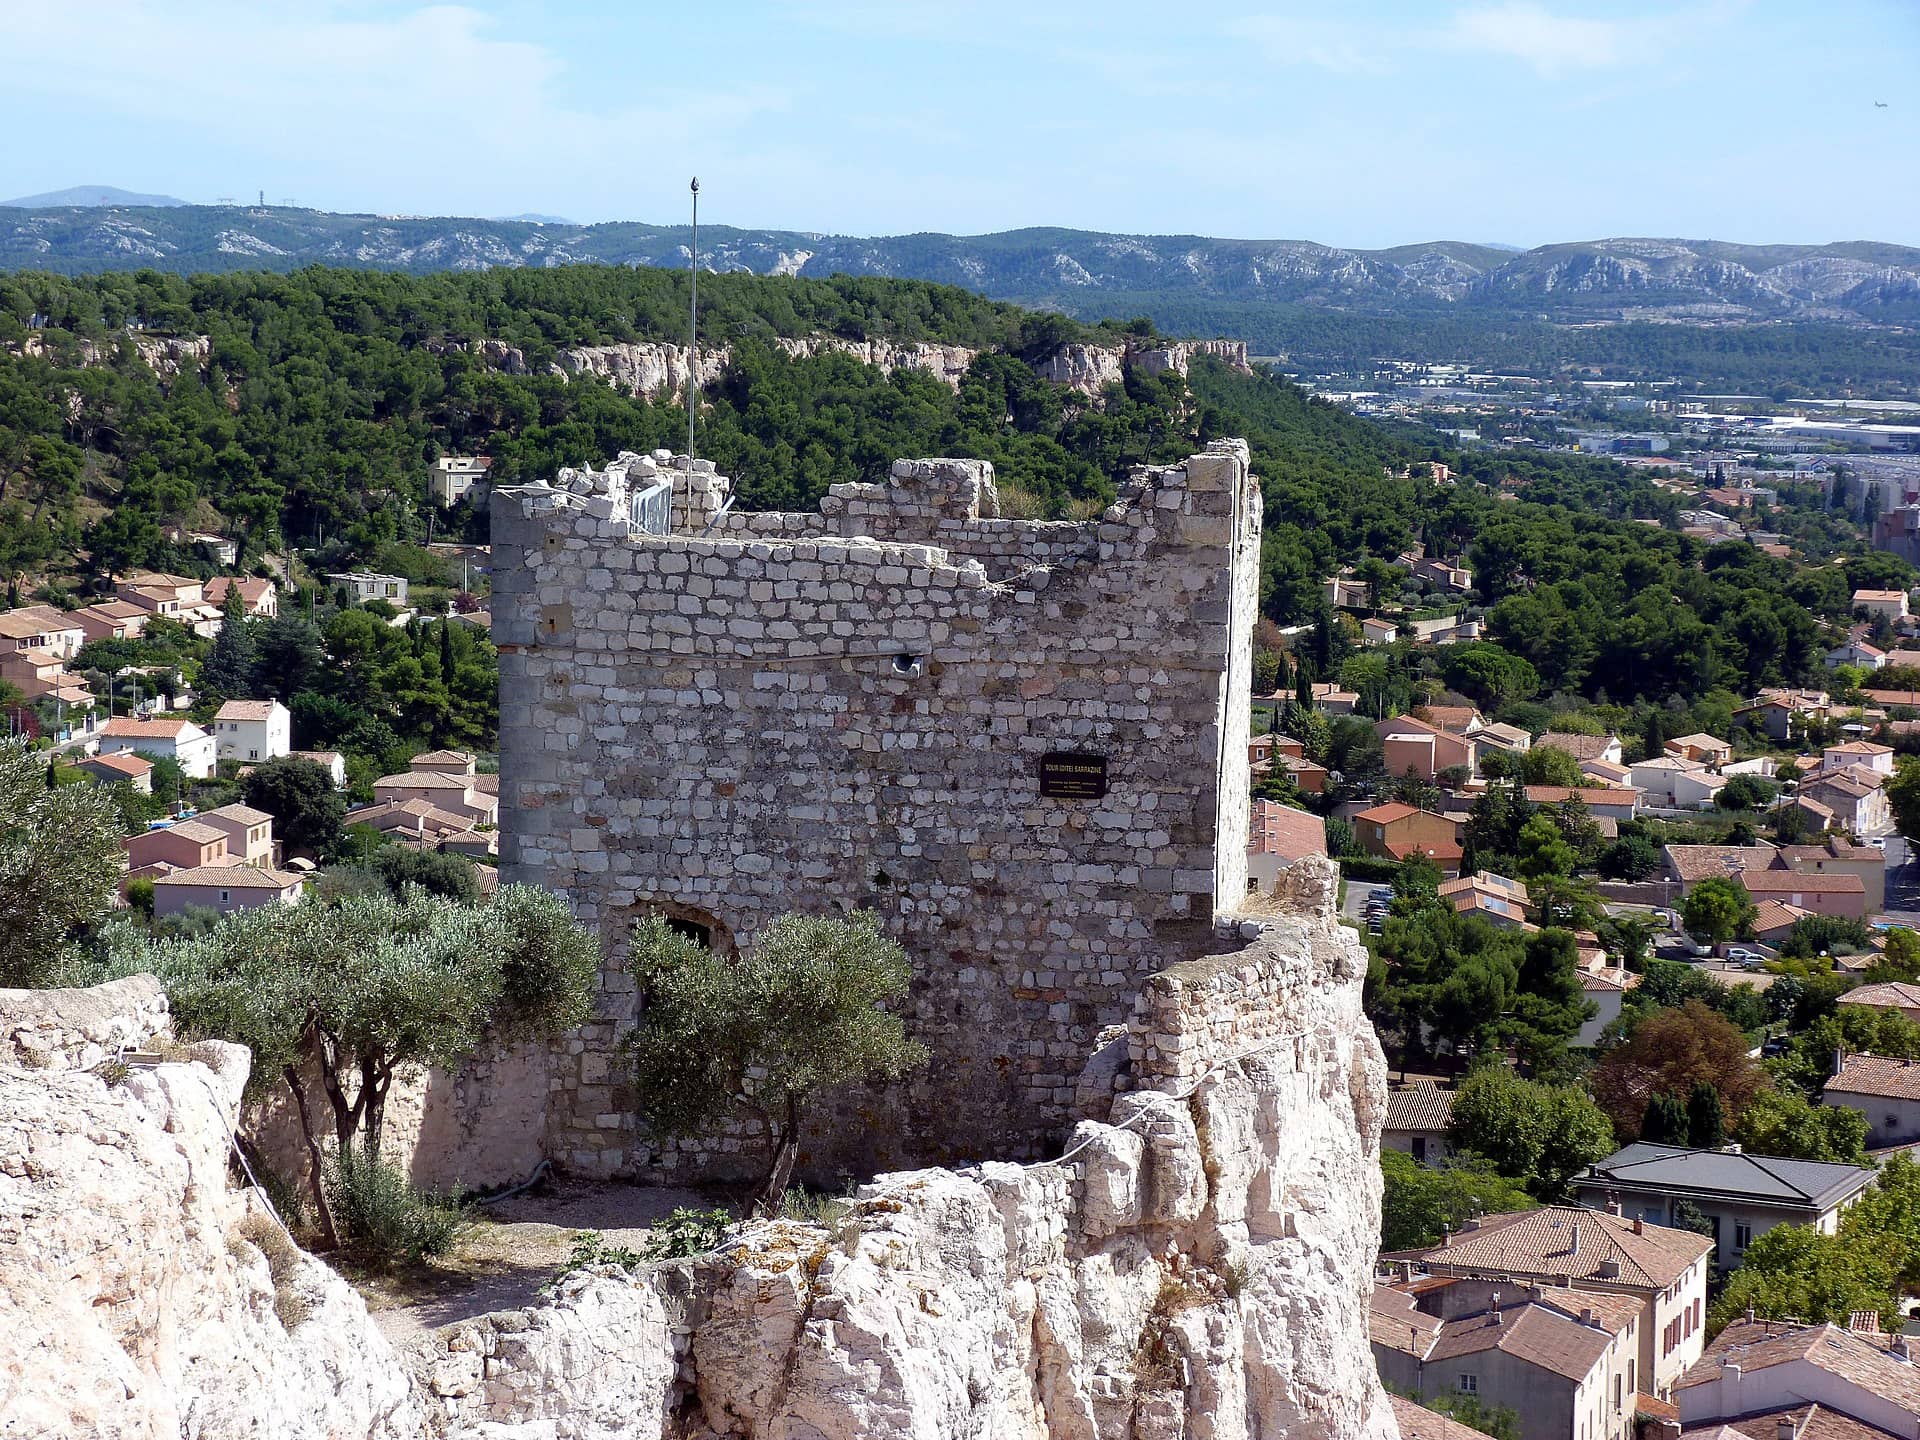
[1827,1053,1920,1103]
[153,864,302,890]
[1385,1087,1455,1133]
[1384,1205,1713,1290]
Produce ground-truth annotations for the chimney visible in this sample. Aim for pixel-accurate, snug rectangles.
[1491,1291,1503,1325]
[1745,1305,1756,1324]
[1777,1420,1795,1440]
[1895,1335,1912,1362]
[1836,1047,1847,1078]
[1633,1217,1645,1235]
[1582,1307,1597,1327]
[1607,1196,1623,1217]
[1442,1225,1453,1248]
[1570,1222,1581,1257]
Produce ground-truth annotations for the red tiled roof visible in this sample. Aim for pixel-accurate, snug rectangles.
[1355,802,1420,824]
[1384,1205,1713,1290]
[102,717,198,739]
[153,864,301,890]
[1826,1053,1920,1103]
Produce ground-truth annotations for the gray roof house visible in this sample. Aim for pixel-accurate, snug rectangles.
[1569,1143,1873,1273]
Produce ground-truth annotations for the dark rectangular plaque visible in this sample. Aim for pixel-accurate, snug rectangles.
[1038,751,1108,799]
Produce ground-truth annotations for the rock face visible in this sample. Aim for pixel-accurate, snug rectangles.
[9,331,211,384]
[544,335,981,397]
[1,859,1395,1440]
[0,977,419,1439]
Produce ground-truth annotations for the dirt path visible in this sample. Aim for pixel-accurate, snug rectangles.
[360,1178,727,1347]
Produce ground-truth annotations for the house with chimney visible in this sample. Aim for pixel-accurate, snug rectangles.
[1568,1144,1873,1273]
[1677,1318,1920,1440]
[1381,1206,1714,1401]
[1372,1282,1640,1440]
[1823,1054,1920,1150]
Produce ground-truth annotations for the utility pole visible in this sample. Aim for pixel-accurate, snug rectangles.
[688,177,699,468]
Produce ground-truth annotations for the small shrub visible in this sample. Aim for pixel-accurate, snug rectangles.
[94,1058,131,1088]
[234,1212,312,1329]
[325,1146,465,1267]
[640,1206,735,1260]
[777,1185,854,1228]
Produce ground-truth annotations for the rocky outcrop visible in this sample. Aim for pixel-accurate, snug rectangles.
[0,980,419,1439]
[2,857,1393,1440]
[1033,339,1252,395]
[544,335,980,396]
[9,331,211,384]
[418,859,1394,1440]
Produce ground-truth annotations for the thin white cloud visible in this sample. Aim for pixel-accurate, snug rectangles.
[1227,14,1398,75]
[1443,2,1627,75]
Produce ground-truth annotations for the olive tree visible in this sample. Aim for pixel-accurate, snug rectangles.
[626,911,930,1214]
[0,737,125,986]
[105,883,600,1246]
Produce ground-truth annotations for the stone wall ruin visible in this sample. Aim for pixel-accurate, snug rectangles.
[493,440,1262,1178]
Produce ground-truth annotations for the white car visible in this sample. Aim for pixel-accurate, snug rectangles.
[1726,947,1764,967]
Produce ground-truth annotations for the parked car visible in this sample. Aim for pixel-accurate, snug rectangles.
[1726,947,1765,967]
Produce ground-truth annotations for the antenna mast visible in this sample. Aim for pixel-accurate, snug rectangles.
[688,177,700,467]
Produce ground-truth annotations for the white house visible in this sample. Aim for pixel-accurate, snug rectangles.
[327,572,410,605]
[212,698,291,764]
[1826,638,1888,670]
[430,455,492,507]
[1631,754,1708,807]
[1852,588,1910,621]
[98,717,216,779]
[1671,768,1729,810]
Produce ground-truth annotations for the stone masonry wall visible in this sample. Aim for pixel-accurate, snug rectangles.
[493,441,1262,1180]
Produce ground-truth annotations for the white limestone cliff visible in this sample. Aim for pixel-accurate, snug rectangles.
[1,858,1394,1440]
[0,976,420,1439]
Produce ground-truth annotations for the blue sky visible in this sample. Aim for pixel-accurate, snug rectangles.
[6,0,1918,247]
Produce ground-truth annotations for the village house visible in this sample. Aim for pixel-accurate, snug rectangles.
[1821,742,1895,778]
[1402,555,1473,593]
[1797,769,1892,839]
[1354,803,1464,874]
[1632,755,1712,808]
[1249,734,1328,792]
[1823,1054,1920,1149]
[99,717,216,779]
[1473,722,1531,761]
[203,576,279,618]
[1360,617,1399,646]
[1749,899,1815,948]
[0,605,86,661]
[1837,982,1920,1027]
[1665,734,1734,768]
[1245,800,1326,892]
[125,819,230,874]
[1380,714,1477,783]
[430,454,493,508]
[74,751,152,793]
[1739,868,1869,921]
[1381,1206,1714,1401]
[1570,1145,1873,1273]
[1663,843,1780,891]
[371,769,498,827]
[72,598,152,643]
[1537,732,1625,767]
[1415,705,1483,734]
[1827,637,1889,670]
[1852,589,1910,622]
[115,571,221,636]
[1311,682,1360,715]
[1524,785,1641,823]
[211,698,292,764]
[1579,969,1638,1048]
[1778,839,1887,912]
[1677,1318,1920,1440]
[151,863,304,918]
[1389,1394,1491,1440]
[1371,1285,1639,1440]
[328,571,410,605]
[1735,690,1830,743]
[1439,872,1535,932]
[194,803,278,868]
[1382,1085,1455,1167]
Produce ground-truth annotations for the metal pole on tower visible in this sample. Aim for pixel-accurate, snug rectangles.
[688,177,700,467]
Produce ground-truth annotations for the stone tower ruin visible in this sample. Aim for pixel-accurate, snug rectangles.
[493,440,1262,1177]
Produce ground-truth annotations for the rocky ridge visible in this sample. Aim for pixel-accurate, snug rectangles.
[1,858,1395,1440]
[6,203,1918,322]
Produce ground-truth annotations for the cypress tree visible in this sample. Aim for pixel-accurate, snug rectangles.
[201,587,256,701]
[1686,1080,1725,1149]
[1642,1091,1689,1145]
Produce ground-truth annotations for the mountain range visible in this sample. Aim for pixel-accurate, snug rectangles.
[4,198,1920,331]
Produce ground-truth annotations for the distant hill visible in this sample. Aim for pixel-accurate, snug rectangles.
[2,185,191,209]
[492,212,575,224]
[3,203,1917,328]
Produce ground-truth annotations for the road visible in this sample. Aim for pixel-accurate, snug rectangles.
[1880,834,1920,926]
